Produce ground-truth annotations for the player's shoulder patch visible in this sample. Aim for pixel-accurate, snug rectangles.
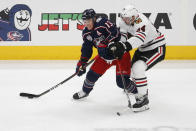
[135,18,142,24]
[86,34,93,41]
[136,13,149,27]
[96,17,108,26]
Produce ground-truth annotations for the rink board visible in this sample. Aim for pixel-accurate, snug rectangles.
[1,0,196,60]
[0,46,196,60]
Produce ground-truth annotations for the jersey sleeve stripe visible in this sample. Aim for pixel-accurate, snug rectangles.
[138,32,146,37]
[121,33,128,40]
[108,29,119,42]
[137,33,146,39]
[135,36,144,42]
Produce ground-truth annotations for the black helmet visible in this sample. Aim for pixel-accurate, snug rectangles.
[82,9,96,20]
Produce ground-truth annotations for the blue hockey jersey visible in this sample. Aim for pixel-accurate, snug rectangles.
[81,17,121,60]
[0,4,31,41]
[0,20,31,41]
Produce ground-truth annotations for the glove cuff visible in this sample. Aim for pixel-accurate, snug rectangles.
[123,41,132,52]
[77,56,88,66]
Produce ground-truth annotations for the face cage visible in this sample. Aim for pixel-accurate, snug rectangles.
[82,17,96,24]
[120,13,139,25]
[120,13,132,24]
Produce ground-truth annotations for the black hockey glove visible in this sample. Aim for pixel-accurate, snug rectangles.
[76,58,88,76]
[0,8,9,21]
[108,41,132,59]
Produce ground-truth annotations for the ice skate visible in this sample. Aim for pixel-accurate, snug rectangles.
[132,94,149,112]
[73,90,89,100]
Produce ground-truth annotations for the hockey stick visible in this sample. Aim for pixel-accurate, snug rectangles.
[19,56,98,99]
[116,60,132,116]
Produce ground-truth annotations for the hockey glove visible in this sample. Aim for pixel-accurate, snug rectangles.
[108,41,132,59]
[108,41,125,59]
[0,8,9,21]
[125,80,138,94]
[76,58,88,76]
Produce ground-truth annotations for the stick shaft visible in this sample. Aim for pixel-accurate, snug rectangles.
[38,56,98,97]
[116,60,132,107]
[21,56,98,98]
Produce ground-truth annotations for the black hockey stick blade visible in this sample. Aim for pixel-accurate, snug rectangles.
[20,92,40,99]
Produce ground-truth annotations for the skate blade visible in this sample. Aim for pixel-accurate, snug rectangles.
[132,105,149,113]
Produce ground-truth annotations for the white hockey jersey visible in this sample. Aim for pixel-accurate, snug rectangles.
[119,13,166,52]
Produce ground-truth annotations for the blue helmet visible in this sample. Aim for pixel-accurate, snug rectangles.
[82,9,96,20]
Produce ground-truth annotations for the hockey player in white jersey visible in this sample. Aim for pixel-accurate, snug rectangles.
[108,5,166,112]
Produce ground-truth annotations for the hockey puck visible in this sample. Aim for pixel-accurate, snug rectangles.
[117,112,121,116]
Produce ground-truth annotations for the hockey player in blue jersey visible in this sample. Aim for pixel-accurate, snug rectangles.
[73,9,137,100]
[0,4,32,41]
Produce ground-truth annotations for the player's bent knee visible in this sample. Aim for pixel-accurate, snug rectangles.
[132,60,147,78]
[86,69,101,83]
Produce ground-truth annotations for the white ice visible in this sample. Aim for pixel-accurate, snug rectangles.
[0,60,196,131]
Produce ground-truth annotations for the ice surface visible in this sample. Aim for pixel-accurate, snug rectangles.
[0,60,196,131]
